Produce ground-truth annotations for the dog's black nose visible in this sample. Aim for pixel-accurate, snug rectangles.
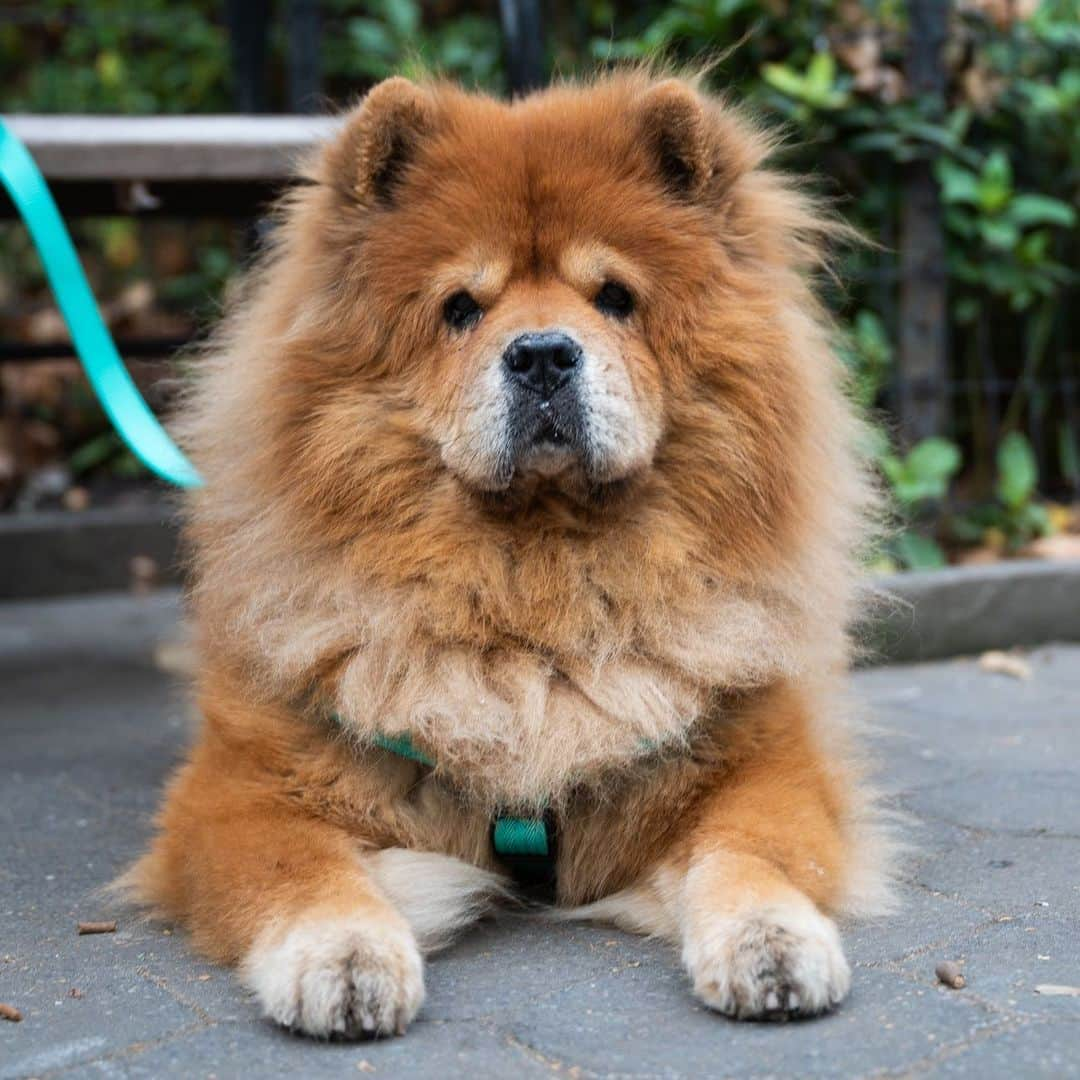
[503,332,582,397]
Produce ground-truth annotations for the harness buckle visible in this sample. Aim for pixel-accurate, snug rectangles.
[490,808,558,901]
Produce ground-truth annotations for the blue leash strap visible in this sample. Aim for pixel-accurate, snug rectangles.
[0,118,202,489]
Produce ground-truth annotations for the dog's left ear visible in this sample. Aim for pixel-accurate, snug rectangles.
[326,77,438,204]
[638,80,715,199]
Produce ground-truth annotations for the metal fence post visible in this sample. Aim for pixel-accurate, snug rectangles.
[896,0,950,446]
[224,0,271,113]
[286,0,323,114]
[499,0,546,95]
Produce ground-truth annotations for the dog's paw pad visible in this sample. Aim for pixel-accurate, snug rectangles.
[243,914,424,1038]
[685,902,850,1021]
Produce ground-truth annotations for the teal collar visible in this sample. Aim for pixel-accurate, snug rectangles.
[369,731,554,866]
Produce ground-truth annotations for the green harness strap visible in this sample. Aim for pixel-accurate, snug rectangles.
[370,732,552,861]
[491,816,550,858]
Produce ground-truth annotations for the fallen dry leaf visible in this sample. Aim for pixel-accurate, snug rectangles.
[979,650,1032,681]
[0,1003,22,1022]
[1021,533,1080,562]
[955,546,1002,567]
[958,0,1039,29]
[1034,984,1080,997]
[62,486,91,512]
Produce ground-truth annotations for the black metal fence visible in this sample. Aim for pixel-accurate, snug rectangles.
[1,1,1077,497]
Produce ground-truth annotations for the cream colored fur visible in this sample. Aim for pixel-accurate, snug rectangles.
[242,910,424,1038]
[364,848,509,952]
[557,851,850,1019]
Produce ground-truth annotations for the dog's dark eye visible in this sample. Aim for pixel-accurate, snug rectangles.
[594,281,634,319]
[443,291,483,330]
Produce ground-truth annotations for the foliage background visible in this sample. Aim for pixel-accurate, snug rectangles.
[1,0,1078,566]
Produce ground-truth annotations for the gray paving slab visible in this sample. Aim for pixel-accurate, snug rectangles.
[1,591,1079,1079]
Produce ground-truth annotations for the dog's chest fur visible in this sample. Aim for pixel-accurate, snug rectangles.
[321,578,813,807]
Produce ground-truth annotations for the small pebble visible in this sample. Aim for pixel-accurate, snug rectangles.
[936,961,966,989]
[62,486,91,512]
[0,1002,21,1022]
[129,554,160,595]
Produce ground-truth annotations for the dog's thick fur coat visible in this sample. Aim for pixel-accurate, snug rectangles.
[126,71,896,1037]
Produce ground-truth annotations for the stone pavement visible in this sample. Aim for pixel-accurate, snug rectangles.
[2,592,1078,1079]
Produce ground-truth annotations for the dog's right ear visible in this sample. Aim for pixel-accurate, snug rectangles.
[326,77,437,205]
[638,80,713,199]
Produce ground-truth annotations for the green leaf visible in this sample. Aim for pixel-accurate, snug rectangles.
[69,431,121,476]
[883,438,961,507]
[849,132,904,155]
[893,531,948,570]
[979,217,1020,250]
[977,150,1014,214]
[347,19,398,61]
[880,451,904,482]
[936,158,980,205]
[907,437,963,484]
[1059,422,1080,485]
[1016,502,1051,538]
[761,63,808,100]
[378,0,420,39]
[761,54,848,110]
[1006,194,1077,230]
[806,51,836,95]
[996,431,1039,510]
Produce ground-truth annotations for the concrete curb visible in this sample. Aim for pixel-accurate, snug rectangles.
[2,509,1077,661]
[0,505,181,600]
[865,559,1080,664]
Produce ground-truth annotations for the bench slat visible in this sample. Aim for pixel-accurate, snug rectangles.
[2,115,342,181]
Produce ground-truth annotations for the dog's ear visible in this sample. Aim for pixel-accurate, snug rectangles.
[328,77,437,204]
[638,80,715,198]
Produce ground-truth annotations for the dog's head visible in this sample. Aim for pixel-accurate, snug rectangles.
[256,73,831,519]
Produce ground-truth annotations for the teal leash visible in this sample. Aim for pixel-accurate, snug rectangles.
[0,119,202,489]
[2,118,555,884]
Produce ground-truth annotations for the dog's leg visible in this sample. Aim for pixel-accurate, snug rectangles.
[679,850,850,1020]
[126,723,425,1038]
[677,683,854,1020]
[571,682,859,1020]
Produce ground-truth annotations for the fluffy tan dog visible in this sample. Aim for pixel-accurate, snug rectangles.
[127,70,896,1038]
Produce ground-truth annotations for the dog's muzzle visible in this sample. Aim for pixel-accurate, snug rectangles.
[503,331,586,462]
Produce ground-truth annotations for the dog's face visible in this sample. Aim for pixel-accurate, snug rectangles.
[280,74,806,520]
[419,245,663,494]
[321,76,718,500]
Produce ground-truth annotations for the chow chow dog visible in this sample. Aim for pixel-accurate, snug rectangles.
[126,70,895,1038]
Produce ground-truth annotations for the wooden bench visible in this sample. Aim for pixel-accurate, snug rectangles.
[1,114,342,217]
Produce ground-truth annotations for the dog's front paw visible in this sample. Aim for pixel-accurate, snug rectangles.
[683,900,850,1021]
[242,913,424,1038]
